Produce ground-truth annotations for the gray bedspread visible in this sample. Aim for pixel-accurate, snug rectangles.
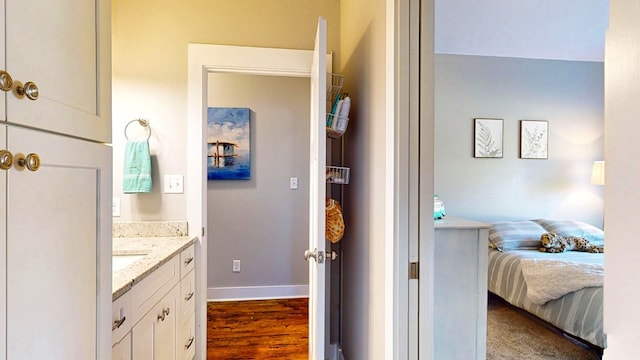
[488,248,605,348]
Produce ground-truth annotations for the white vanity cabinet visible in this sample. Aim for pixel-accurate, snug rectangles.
[178,245,196,359]
[434,216,489,360]
[112,334,132,360]
[132,285,180,360]
[113,243,196,360]
[113,292,132,348]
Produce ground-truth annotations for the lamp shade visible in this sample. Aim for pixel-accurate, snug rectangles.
[591,161,605,185]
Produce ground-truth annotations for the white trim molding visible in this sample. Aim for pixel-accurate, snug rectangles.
[207,285,309,302]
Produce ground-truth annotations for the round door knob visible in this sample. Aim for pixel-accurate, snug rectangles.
[16,153,40,172]
[16,81,38,100]
[0,150,13,170]
[0,71,13,92]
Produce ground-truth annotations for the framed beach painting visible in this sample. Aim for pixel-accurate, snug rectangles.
[207,107,251,180]
[520,120,548,159]
[474,118,503,158]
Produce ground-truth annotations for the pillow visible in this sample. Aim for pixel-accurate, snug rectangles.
[489,220,547,251]
[532,219,604,246]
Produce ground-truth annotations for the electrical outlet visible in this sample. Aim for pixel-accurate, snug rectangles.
[232,260,241,273]
[112,197,121,217]
[290,177,299,190]
[164,175,184,193]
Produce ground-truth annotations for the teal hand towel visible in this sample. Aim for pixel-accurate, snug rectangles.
[123,140,152,193]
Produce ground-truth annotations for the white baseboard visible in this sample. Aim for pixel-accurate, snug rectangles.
[208,284,308,301]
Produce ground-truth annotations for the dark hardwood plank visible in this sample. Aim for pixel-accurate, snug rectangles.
[207,298,308,359]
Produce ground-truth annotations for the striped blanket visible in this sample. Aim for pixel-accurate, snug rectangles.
[488,248,605,348]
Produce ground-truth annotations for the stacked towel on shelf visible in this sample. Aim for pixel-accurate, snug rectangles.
[123,140,152,193]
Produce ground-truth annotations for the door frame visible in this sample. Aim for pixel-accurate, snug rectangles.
[187,43,319,359]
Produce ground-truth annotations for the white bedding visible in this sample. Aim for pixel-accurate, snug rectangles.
[520,258,604,305]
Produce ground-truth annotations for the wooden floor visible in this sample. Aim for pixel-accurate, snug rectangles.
[207,298,309,359]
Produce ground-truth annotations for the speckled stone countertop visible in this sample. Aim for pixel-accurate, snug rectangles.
[112,236,196,301]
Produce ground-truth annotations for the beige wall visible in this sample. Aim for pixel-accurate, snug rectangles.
[603,1,640,357]
[113,0,394,357]
[339,0,390,358]
[112,0,341,221]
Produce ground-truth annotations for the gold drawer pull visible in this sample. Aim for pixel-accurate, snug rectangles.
[0,71,13,92]
[0,150,13,170]
[15,81,38,100]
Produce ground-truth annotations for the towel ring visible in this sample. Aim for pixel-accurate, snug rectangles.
[124,118,152,140]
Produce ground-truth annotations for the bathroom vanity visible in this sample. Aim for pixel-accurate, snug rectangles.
[112,236,196,360]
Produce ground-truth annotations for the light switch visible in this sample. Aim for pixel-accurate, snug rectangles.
[112,197,121,217]
[290,177,299,190]
[164,175,184,194]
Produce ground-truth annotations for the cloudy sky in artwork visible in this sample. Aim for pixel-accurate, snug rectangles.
[207,107,250,155]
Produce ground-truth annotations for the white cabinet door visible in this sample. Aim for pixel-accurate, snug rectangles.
[4,0,111,142]
[132,285,180,360]
[113,333,132,360]
[5,125,111,359]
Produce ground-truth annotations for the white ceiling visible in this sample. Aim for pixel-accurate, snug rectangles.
[435,0,609,62]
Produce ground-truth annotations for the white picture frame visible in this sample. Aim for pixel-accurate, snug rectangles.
[520,120,549,159]
[474,118,503,158]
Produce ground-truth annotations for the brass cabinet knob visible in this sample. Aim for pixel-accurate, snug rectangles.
[16,81,38,100]
[15,153,40,172]
[0,71,13,92]
[0,150,13,170]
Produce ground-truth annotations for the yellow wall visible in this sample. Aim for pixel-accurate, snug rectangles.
[112,0,340,220]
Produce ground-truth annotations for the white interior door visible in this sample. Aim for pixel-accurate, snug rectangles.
[306,16,327,360]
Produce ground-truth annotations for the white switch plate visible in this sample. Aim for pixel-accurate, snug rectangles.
[290,177,299,190]
[232,260,241,273]
[112,197,121,217]
[164,175,184,193]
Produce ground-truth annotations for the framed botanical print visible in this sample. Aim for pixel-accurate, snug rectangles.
[474,118,503,158]
[520,120,548,159]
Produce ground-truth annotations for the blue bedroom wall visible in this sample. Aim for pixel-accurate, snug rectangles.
[435,54,604,228]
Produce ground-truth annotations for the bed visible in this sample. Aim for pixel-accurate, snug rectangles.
[487,219,606,349]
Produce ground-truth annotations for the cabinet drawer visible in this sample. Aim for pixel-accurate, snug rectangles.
[180,244,195,276]
[112,332,131,360]
[180,269,196,323]
[178,313,196,360]
[112,291,132,345]
[131,255,180,325]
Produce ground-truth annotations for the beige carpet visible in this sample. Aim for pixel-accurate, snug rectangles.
[487,293,602,360]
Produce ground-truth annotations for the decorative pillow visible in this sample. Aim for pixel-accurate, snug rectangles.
[489,220,548,251]
[532,219,604,246]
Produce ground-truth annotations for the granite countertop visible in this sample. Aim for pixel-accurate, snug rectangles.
[112,236,196,301]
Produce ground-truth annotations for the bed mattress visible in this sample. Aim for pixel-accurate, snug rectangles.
[488,248,605,348]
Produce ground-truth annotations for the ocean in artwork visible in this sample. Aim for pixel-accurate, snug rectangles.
[207,107,251,180]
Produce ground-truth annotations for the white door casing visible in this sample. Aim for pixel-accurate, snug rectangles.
[187,17,328,359]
